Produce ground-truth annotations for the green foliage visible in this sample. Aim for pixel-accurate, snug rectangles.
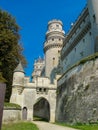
[0,72,7,83]
[0,9,27,101]
[4,102,21,109]
[2,122,39,130]
[55,122,98,130]
[72,124,98,130]
[56,89,59,95]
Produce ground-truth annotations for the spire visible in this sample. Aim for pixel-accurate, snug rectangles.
[14,62,25,73]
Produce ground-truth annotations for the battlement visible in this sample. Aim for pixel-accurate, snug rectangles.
[46,19,65,36]
[48,19,63,26]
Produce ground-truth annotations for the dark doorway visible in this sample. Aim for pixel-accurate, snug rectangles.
[33,97,50,122]
[22,107,27,120]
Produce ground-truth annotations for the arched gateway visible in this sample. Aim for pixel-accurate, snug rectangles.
[33,97,50,121]
[10,76,57,122]
[10,19,65,122]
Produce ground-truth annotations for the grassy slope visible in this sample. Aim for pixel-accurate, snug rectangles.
[2,122,39,130]
[73,125,98,130]
[55,122,98,130]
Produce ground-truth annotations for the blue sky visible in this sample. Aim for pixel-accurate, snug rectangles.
[0,0,86,76]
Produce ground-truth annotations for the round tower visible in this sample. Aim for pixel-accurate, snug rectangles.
[13,62,25,88]
[87,0,98,52]
[10,62,25,103]
[44,19,65,78]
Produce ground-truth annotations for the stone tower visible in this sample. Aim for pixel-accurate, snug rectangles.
[32,57,45,81]
[87,0,98,51]
[10,62,25,104]
[13,62,25,87]
[44,19,65,78]
[12,62,25,94]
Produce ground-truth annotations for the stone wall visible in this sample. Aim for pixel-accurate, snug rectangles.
[61,7,95,74]
[2,108,21,123]
[56,58,98,124]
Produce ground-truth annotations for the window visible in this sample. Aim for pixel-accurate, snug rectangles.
[89,32,92,36]
[36,87,48,94]
[53,57,55,66]
[44,88,46,92]
[56,24,59,27]
[83,39,85,42]
[93,14,96,22]
[35,66,38,69]
[80,51,84,56]
[39,88,42,92]
[58,50,60,57]
[52,38,54,41]
[83,19,85,23]
[58,50,60,53]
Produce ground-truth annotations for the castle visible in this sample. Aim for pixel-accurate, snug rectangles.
[10,0,98,123]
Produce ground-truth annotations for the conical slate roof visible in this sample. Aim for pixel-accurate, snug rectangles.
[14,62,25,73]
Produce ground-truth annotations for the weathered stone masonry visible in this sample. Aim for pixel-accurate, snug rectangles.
[56,58,98,123]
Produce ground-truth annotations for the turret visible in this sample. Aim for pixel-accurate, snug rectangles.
[44,19,65,78]
[10,62,25,104]
[87,0,98,51]
[12,62,25,91]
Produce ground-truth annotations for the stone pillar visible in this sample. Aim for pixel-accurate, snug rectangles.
[50,109,55,123]
[49,98,56,123]
[0,83,6,129]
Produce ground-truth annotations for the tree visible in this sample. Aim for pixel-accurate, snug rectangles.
[0,9,27,101]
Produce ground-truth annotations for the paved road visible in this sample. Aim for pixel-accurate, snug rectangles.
[33,121,78,130]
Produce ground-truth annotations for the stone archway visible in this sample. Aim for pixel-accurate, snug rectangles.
[22,107,27,120]
[33,97,50,122]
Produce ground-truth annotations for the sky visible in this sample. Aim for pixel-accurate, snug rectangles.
[0,0,86,76]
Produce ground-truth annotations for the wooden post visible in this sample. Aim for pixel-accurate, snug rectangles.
[0,83,6,130]
[0,72,6,130]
